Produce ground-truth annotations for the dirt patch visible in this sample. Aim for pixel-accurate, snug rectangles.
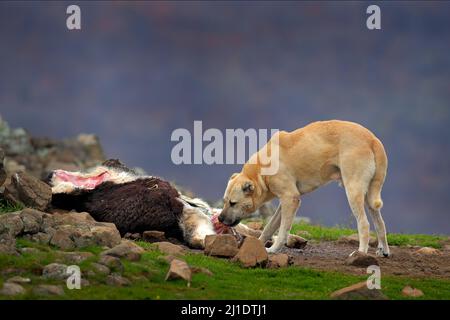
[282,241,450,279]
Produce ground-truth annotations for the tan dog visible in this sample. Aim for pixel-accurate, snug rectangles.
[219,120,389,257]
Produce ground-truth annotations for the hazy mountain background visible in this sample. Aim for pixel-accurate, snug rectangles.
[0,1,449,234]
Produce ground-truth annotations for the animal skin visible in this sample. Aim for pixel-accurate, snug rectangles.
[220,120,390,257]
[48,159,261,248]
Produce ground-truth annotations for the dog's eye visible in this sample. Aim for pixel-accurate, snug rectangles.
[229,201,237,207]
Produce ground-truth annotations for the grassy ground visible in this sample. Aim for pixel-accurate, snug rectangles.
[1,202,449,300]
[0,237,448,300]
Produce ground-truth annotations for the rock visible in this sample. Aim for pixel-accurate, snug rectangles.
[19,247,40,255]
[90,224,122,248]
[91,263,110,275]
[154,241,185,256]
[330,281,388,300]
[233,236,268,268]
[0,211,24,237]
[191,267,213,277]
[0,282,26,296]
[42,263,68,280]
[402,286,424,298]
[338,234,378,247]
[98,255,124,272]
[295,230,312,238]
[32,285,64,296]
[0,235,18,255]
[106,273,131,287]
[286,235,308,249]
[268,253,289,268]
[49,226,78,250]
[143,230,166,242]
[345,251,379,268]
[124,232,142,241]
[246,222,264,231]
[25,232,51,244]
[204,234,239,258]
[42,212,120,249]
[165,259,192,286]
[7,276,31,284]
[102,240,145,261]
[59,251,94,264]
[415,247,441,255]
[3,172,52,211]
[19,208,44,233]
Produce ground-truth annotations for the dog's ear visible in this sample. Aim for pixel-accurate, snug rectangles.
[230,172,240,180]
[242,181,255,195]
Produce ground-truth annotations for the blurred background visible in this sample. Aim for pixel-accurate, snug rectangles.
[0,1,449,234]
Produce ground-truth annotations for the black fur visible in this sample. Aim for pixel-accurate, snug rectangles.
[51,177,185,239]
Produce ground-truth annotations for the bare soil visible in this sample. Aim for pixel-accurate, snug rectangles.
[282,241,450,279]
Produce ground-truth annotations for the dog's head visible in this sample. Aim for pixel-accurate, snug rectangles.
[218,172,258,226]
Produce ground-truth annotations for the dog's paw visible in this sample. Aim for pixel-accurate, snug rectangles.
[266,246,280,254]
[376,247,390,258]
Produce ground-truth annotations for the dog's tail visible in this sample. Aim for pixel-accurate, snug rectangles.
[367,138,387,210]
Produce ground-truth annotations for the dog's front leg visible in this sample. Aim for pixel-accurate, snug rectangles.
[266,195,300,253]
[259,204,281,244]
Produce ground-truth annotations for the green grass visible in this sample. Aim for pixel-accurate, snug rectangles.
[0,198,24,214]
[291,222,447,248]
[1,238,449,300]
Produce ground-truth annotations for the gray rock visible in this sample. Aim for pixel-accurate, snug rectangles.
[91,262,110,275]
[102,240,145,261]
[3,172,52,211]
[165,259,192,286]
[154,242,186,256]
[0,282,26,296]
[19,208,44,233]
[32,284,65,296]
[106,273,131,287]
[42,263,68,280]
[6,276,31,284]
[0,212,24,237]
[233,236,268,268]
[143,230,166,242]
[98,255,124,272]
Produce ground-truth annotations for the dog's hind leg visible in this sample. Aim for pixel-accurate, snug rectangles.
[345,182,370,255]
[367,202,390,257]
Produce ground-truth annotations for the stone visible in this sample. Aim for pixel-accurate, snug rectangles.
[3,172,52,211]
[42,263,68,280]
[7,276,31,284]
[49,226,77,250]
[143,230,166,242]
[246,222,263,231]
[102,240,145,261]
[19,247,40,255]
[59,251,94,264]
[204,234,239,258]
[98,255,124,272]
[268,253,290,268]
[106,273,131,287]
[0,235,18,255]
[0,282,26,296]
[0,212,24,237]
[286,234,308,249]
[338,234,378,247]
[19,208,44,233]
[345,251,379,268]
[32,285,64,296]
[124,232,142,241]
[402,286,424,298]
[154,241,185,256]
[26,232,51,244]
[90,224,122,248]
[330,281,388,300]
[233,236,268,268]
[165,259,192,286]
[91,263,110,275]
[415,247,441,255]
